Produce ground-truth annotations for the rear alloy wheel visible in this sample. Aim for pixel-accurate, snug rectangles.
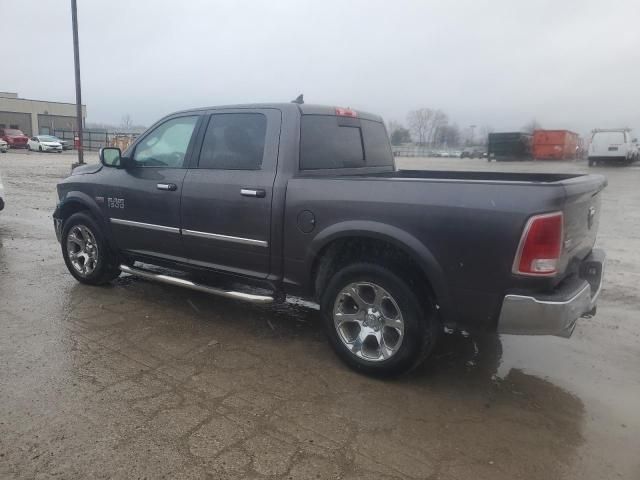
[321,263,438,376]
[333,282,405,362]
[62,212,121,285]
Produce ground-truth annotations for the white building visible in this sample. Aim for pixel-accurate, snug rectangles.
[0,91,86,137]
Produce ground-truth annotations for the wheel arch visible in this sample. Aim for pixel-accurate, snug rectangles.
[307,221,451,320]
[54,192,115,249]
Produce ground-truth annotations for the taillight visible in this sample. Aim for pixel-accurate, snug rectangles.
[335,107,357,118]
[513,212,563,276]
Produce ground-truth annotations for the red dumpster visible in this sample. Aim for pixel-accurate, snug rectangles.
[532,130,580,160]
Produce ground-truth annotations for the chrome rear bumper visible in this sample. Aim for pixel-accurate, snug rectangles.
[498,249,605,337]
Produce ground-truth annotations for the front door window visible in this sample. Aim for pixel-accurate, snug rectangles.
[132,116,199,168]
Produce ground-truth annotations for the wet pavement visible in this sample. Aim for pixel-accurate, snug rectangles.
[0,150,638,479]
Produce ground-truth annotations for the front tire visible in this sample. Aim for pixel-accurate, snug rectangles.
[320,263,439,376]
[61,212,121,285]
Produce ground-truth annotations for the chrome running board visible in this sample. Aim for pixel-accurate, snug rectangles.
[120,264,274,304]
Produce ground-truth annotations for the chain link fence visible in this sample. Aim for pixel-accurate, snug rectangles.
[52,129,140,152]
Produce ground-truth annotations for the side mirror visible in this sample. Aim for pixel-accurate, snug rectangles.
[99,147,122,167]
[632,138,638,143]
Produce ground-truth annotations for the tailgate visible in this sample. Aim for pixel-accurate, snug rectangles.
[560,174,607,274]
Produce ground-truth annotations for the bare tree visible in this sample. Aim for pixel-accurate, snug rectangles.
[429,110,448,146]
[120,114,133,132]
[386,120,402,139]
[521,118,542,134]
[407,109,434,145]
[478,125,494,146]
[436,123,461,147]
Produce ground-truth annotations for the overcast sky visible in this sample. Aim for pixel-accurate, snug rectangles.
[3,0,639,135]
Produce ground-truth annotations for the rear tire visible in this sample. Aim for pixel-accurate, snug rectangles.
[61,212,121,285]
[320,262,439,376]
[38,145,42,152]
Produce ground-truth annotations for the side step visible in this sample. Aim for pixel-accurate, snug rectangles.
[120,264,274,304]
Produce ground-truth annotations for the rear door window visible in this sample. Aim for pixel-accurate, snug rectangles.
[300,115,364,169]
[197,113,267,170]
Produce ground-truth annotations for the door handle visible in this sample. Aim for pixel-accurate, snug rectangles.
[157,183,177,191]
[240,188,266,198]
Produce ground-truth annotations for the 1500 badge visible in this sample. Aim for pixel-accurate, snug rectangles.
[107,197,125,209]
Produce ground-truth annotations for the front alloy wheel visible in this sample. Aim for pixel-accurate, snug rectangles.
[61,211,120,285]
[66,224,99,277]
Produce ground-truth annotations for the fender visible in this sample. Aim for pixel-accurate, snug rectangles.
[54,191,116,250]
[305,220,451,317]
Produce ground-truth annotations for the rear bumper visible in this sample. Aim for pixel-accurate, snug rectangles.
[497,249,605,337]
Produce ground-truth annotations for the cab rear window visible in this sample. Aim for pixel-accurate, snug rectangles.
[300,115,392,170]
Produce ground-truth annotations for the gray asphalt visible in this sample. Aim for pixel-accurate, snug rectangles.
[1,150,638,479]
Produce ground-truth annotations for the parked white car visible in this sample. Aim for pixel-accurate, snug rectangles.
[588,129,639,166]
[0,139,8,153]
[27,135,63,153]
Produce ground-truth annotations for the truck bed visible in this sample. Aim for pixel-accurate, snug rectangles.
[285,168,606,331]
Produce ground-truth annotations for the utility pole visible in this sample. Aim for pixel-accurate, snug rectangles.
[71,0,84,166]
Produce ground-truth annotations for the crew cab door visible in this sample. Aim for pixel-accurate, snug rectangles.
[105,114,200,261]
[180,109,281,278]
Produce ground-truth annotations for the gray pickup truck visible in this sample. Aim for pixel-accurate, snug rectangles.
[53,103,606,375]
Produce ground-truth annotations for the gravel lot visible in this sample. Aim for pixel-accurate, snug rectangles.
[1,149,638,479]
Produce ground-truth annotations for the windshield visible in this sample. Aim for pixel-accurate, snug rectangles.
[38,135,59,142]
[5,129,24,135]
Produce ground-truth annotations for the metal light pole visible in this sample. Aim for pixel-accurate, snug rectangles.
[469,124,476,146]
[71,0,84,165]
